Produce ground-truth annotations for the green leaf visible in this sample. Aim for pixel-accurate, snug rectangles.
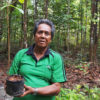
[15,7,24,14]
[55,0,60,3]
[18,0,24,4]
[0,5,8,11]
[10,5,24,14]
[0,5,24,14]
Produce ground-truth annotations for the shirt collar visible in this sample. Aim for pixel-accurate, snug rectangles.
[26,44,53,57]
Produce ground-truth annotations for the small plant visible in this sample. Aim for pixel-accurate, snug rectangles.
[83,85,100,100]
[56,85,100,100]
[75,62,90,72]
[56,88,86,100]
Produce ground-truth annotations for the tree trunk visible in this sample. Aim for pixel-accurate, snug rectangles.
[7,2,10,67]
[84,0,88,44]
[0,0,3,41]
[23,0,28,48]
[44,0,49,19]
[66,0,70,54]
[80,0,83,60]
[34,0,38,20]
[76,21,79,48]
[20,5,24,49]
[98,2,100,36]
[89,0,98,62]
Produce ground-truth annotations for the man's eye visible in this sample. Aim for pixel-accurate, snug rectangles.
[38,31,43,34]
[45,32,50,36]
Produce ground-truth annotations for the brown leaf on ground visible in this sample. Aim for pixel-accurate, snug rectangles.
[64,65,100,89]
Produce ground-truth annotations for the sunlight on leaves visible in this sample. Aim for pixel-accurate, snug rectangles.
[73,0,80,6]
[18,0,24,4]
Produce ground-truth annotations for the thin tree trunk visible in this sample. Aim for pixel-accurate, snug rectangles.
[76,21,79,48]
[98,2,100,38]
[7,2,10,67]
[34,0,38,20]
[80,0,83,60]
[23,0,28,48]
[44,0,49,19]
[94,0,99,62]
[66,0,70,55]
[20,5,24,49]
[19,12,23,49]
[89,0,98,62]
[0,0,3,41]
[98,2,100,37]
[84,0,88,43]
[83,0,88,58]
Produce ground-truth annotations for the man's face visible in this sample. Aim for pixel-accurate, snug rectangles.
[34,24,52,48]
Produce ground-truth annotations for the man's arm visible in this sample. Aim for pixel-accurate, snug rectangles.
[20,83,61,97]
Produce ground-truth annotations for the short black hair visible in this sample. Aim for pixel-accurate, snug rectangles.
[33,19,55,39]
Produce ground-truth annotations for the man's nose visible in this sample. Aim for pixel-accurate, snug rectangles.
[41,32,45,37]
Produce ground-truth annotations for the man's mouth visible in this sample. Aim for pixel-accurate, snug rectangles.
[39,40,46,43]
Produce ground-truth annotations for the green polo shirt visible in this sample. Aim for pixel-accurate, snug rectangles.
[9,45,66,100]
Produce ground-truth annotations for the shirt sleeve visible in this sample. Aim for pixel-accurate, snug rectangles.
[51,54,67,83]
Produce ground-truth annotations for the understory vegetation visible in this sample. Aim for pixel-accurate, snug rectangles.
[56,85,100,100]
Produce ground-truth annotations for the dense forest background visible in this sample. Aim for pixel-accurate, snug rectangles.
[0,0,100,67]
[0,1,100,99]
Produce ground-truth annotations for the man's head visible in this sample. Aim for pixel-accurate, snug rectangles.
[33,19,55,39]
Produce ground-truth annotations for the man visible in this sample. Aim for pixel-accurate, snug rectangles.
[9,19,66,100]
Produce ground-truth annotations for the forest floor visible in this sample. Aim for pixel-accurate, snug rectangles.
[0,61,100,89]
[64,63,100,89]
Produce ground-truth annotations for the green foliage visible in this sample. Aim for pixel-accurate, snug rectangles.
[0,5,24,14]
[0,0,100,65]
[56,85,100,100]
[10,5,24,14]
[56,88,86,100]
[82,85,100,100]
[18,0,24,4]
[0,4,8,11]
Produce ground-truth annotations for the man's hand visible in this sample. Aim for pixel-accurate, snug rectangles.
[17,84,34,97]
